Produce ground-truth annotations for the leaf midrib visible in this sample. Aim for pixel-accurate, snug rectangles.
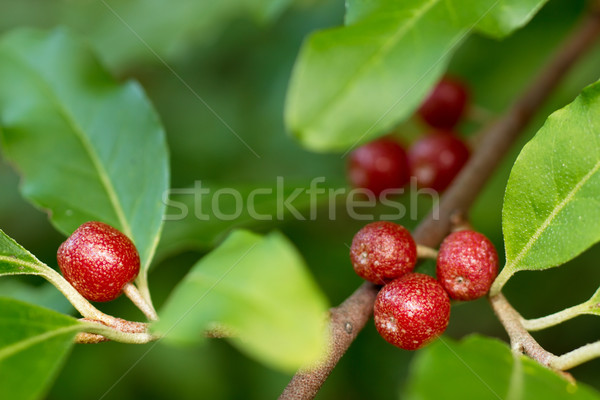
[506,160,600,272]
[3,44,133,238]
[0,255,43,275]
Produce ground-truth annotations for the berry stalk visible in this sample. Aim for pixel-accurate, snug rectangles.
[416,244,438,260]
[123,282,159,321]
[40,265,122,327]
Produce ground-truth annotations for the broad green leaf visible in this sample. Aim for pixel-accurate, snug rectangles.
[0,228,46,276]
[405,335,600,400]
[0,298,81,400]
[153,230,329,372]
[286,0,499,152]
[287,0,551,152]
[0,28,169,277]
[157,179,335,259]
[499,80,600,284]
[476,0,549,39]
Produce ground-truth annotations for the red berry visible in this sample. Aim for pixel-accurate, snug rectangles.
[374,273,450,350]
[418,77,469,129]
[347,138,410,197]
[408,132,470,192]
[57,221,140,302]
[350,221,416,284]
[436,230,499,301]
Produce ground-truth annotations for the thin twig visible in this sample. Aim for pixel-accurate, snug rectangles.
[490,294,600,373]
[551,341,600,371]
[280,7,600,399]
[280,283,378,400]
[76,318,155,344]
[489,294,557,366]
[521,302,590,331]
[123,282,159,321]
[489,294,577,382]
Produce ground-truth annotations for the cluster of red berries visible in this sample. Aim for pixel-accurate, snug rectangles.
[350,221,498,350]
[57,221,140,302]
[348,77,471,195]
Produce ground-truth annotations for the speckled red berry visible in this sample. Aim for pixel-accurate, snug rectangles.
[347,138,411,197]
[350,221,416,284]
[57,221,140,302]
[374,273,450,350]
[408,132,470,192]
[436,230,498,301]
[418,77,469,129]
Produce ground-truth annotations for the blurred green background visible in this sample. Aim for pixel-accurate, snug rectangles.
[1,0,600,398]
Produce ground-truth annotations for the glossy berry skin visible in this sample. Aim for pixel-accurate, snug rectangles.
[436,230,499,301]
[418,77,469,129]
[350,221,416,284]
[57,221,140,302]
[347,138,410,197]
[408,132,470,192]
[374,273,450,350]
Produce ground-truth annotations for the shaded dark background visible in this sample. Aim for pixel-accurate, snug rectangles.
[1,0,600,398]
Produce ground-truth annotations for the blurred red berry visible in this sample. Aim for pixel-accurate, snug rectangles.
[348,138,410,197]
[418,77,469,130]
[408,132,470,192]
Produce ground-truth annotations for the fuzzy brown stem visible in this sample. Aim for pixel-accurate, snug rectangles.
[489,294,556,365]
[489,294,575,382]
[75,331,110,344]
[280,8,600,399]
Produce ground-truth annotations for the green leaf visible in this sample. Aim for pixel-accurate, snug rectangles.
[153,230,329,372]
[0,280,74,314]
[157,179,335,258]
[287,0,551,152]
[0,28,169,276]
[286,0,502,152]
[476,0,549,39]
[405,335,600,400]
[0,228,46,276]
[499,80,600,283]
[0,297,81,400]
